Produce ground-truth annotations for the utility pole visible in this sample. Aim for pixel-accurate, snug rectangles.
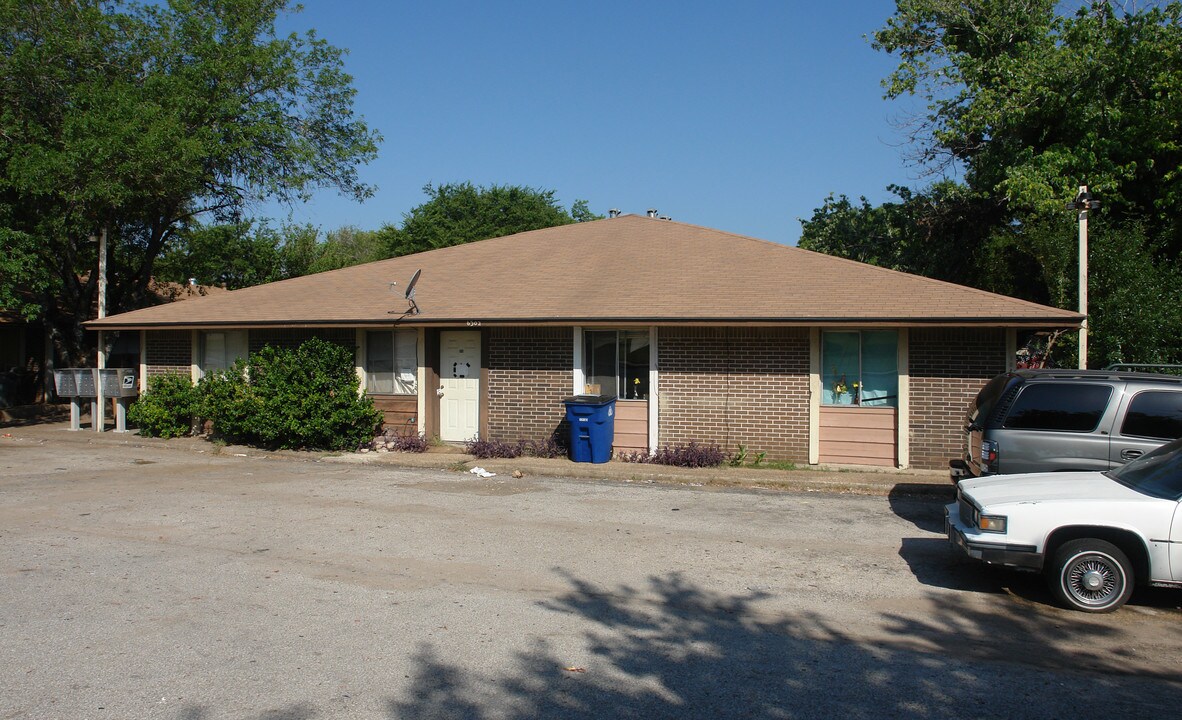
[1068,187,1100,369]
[96,227,107,432]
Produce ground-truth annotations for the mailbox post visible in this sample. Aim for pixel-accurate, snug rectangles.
[98,368,138,432]
[53,370,82,431]
[52,368,137,432]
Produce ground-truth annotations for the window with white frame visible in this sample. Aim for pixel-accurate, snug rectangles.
[822,330,898,406]
[366,329,418,395]
[199,330,248,377]
[584,330,649,399]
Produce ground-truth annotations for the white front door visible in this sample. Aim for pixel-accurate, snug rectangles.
[439,331,480,442]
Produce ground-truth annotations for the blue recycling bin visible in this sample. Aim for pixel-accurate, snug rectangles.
[564,394,616,463]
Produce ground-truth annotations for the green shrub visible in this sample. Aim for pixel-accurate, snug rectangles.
[128,373,197,438]
[196,359,260,440]
[198,337,382,451]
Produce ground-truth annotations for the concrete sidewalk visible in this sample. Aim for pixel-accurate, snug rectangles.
[0,418,955,499]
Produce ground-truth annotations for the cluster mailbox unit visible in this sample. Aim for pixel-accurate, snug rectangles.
[53,368,138,432]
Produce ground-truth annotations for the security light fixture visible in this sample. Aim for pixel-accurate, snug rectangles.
[1067,189,1101,212]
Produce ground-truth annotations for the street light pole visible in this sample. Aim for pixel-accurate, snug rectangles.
[1068,186,1100,370]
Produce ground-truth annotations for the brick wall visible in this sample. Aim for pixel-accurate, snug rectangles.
[144,330,191,378]
[248,328,356,353]
[485,327,573,441]
[659,327,810,461]
[145,327,360,381]
[908,328,1007,469]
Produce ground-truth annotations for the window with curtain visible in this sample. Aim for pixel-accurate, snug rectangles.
[199,330,248,377]
[583,330,649,399]
[822,330,898,406]
[366,329,418,395]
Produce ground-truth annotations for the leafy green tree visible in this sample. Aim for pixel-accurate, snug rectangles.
[154,220,371,287]
[0,228,48,321]
[800,182,1003,286]
[0,0,379,363]
[874,0,1182,236]
[389,183,595,257]
[1088,222,1182,366]
[803,0,1182,367]
[570,199,605,223]
[155,221,282,289]
[306,226,390,274]
[276,223,324,279]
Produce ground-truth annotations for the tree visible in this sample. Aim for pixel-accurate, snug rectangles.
[1088,221,1182,365]
[146,183,600,293]
[874,0,1182,236]
[388,182,597,257]
[155,221,282,289]
[153,220,362,288]
[799,182,1009,289]
[0,228,48,321]
[275,223,324,280]
[802,0,1182,367]
[306,226,390,274]
[0,0,379,363]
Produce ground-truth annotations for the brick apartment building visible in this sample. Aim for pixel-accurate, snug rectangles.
[87,214,1082,469]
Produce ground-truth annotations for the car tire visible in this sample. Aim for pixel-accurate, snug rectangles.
[1048,539,1134,613]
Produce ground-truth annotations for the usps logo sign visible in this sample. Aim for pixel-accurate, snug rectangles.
[122,374,135,390]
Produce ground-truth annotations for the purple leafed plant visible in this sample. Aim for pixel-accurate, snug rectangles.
[526,435,565,459]
[464,438,525,459]
[617,442,726,468]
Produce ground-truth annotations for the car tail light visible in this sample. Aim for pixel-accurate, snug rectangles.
[981,440,999,473]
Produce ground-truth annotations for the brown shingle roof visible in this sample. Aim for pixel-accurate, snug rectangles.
[87,215,1083,329]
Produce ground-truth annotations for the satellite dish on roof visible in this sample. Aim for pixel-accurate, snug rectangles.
[404,269,421,314]
[405,269,421,300]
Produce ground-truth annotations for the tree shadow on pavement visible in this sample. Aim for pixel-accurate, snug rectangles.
[0,403,70,428]
[177,704,319,720]
[385,570,1182,720]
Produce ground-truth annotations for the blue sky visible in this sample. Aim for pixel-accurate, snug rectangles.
[264,1,929,246]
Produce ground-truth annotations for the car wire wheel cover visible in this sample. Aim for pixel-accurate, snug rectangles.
[1055,542,1132,612]
[1066,555,1121,602]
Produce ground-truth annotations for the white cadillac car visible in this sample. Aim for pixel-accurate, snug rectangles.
[945,437,1182,612]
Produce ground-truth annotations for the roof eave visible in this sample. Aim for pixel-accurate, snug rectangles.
[84,315,1084,331]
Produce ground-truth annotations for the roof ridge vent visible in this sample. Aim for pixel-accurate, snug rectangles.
[646,208,658,218]
[608,208,621,218]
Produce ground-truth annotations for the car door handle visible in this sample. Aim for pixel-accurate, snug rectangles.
[1121,449,1143,460]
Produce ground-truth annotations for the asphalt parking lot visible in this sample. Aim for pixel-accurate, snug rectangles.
[2,424,1181,719]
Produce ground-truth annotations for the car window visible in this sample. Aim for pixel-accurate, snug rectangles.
[1002,383,1112,432]
[1109,438,1182,500]
[969,373,1013,427]
[1120,391,1182,440]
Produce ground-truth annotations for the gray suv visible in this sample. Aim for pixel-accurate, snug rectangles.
[950,369,1182,481]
